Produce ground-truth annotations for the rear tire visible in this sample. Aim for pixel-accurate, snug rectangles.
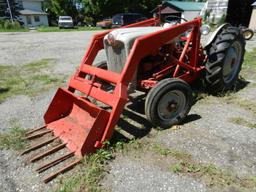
[205,26,245,93]
[145,78,193,129]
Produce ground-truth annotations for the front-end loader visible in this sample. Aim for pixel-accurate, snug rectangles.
[22,13,245,182]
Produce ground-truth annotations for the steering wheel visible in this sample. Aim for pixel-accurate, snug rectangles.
[163,16,190,44]
[164,15,188,25]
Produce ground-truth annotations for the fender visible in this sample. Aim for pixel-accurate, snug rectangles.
[203,23,232,49]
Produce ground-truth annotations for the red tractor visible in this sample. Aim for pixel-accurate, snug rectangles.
[23,16,245,182]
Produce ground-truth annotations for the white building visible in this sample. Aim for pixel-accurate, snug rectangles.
[157,1,206,21]
[200,0,229,24]
[249,2,256,31]
[18,0,49,27]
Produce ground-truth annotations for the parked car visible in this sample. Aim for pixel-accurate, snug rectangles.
[96,18,112,29]
[58,16,74,29]
[112,13,147,28]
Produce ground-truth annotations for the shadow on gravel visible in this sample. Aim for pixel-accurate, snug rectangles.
[127,95,146,115]
[181,114,202,125]
[111,98,153,143]
[121,109,152,136]
[111,95,202,144]
[234,78,250,92]
[192,77,250,104]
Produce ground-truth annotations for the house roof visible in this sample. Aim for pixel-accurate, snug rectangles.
[163,1,205,11]
[19,9,47,15]
[160,6,180,14]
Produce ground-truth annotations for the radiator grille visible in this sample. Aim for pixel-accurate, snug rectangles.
[104,41,127,74]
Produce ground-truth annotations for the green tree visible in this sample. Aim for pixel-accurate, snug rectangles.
[43,0,78,25]
[0,0,22,19]
[80,0,161,24]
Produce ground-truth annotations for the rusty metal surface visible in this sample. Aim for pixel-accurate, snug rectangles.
[30,143,66,163]
[20,137,57,155]
[25,130,52,140]
[36,152,74,173]
[43,159,81,183]
[25,126,46,136]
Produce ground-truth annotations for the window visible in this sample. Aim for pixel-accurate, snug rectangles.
[34,16,40,22]
[27,16,31,25]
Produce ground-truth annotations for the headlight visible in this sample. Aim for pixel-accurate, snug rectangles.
[200,25,211,35]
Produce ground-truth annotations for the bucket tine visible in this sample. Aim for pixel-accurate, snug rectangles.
[25,126,46,136]
[25,130,52,140]
[30,143,66,163]
[43,159,80,183]
[36,152,74,173]
[20,137,57,156]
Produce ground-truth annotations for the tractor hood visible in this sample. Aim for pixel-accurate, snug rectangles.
[103,27,162,74]
[105,27,162,49]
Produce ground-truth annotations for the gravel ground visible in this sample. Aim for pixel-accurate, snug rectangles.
[0,149,49,192]
[158,98,256,177]
[0,31,256,192]
[0,31,106,74]
[102,157,207,192]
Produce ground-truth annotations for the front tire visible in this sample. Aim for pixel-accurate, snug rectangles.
[205,27,245,93]
[145,78,193,129]
[92,61,113,91]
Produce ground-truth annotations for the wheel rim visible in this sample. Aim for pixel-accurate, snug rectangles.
[157,90,186,121]
[222,41,242,84]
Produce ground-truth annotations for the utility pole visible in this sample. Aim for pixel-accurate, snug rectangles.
[6,0,13,23]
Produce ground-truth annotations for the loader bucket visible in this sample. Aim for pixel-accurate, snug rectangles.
[44,88,110,157]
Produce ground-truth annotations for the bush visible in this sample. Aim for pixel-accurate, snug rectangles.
[0,18,5,28]
[1,20,22,30]
[4,20,12,29]
[13,21,21,29]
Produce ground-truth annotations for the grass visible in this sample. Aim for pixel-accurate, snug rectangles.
[0,26,102,33]
[55,139,144,192]
[0,28,29,32]
[152,143,191,160]
[229,117,256,129]
[55,143,114,192]
[37,26,102,32]
[240,48,256,80]
[244,48,256,68]
[152,143,256,190]
[0,127,27,150]
[237,99,256,116]
[170,161,256,189]
[251,176,256,185]
[0,59,66,102]
[224,96,256,116]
